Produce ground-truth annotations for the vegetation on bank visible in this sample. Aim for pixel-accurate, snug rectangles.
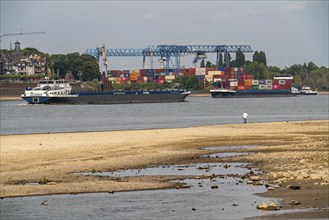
[1,48,328,91]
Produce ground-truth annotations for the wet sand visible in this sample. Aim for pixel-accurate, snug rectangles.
[1,120,328,218]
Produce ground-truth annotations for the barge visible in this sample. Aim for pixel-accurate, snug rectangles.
[21,80,190,104]
[210,71,297,98]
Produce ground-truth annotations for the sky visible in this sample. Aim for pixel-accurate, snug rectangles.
[1,0,328,70]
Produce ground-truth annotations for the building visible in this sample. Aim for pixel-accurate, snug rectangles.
[0,41,47,75]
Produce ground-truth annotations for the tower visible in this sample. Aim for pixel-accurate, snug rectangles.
[14,41,21,54]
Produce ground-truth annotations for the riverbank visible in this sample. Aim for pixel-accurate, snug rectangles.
[1,120,328,218]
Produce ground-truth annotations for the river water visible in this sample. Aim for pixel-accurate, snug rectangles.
[0,95,327,219]
[1,95,328,135]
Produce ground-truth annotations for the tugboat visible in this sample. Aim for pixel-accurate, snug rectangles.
[21,80,191,104]
[299,86,317,95]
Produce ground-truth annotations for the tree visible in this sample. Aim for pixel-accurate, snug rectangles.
[51,54,67,78]
[259,51,267,66]
[252,51,267,66]
[218,52,224,68]
[235,48,245,67]
[267,66,280,79]
[244,62,267,79]
[81,61,100,81]
[307,62,318,72]
[200,59,205,68]
[253,51,261,63]
[66,52,82,79]
[206,61,212,67]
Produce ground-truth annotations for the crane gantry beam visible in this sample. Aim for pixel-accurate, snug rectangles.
[0,31,46,50]
[84,44,253,70]
[1,31,46,37]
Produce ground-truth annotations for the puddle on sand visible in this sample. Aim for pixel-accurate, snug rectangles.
[0,175,295,220]
[0,147,303,220]
[79,163,251,178]
[204,152,251,158]
[203,145,258,151]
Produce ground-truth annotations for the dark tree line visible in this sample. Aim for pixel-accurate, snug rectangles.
[50,53,100,81]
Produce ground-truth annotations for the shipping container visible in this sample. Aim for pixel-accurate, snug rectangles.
[165,75,175,80]
[259,80,266,84]
[238,85,245,90]
[238,80,245,86]
[246,75,254,79]
[252,85,259,90]
[259,85,266,90]
[244,80,253,86]
[266,80,272,85]
[188,68,196,74]
[158,75,165,80]
[279,80,286,85]
[205,75,213,81]
[139,69,147,77]
[265,85,273,90]
[196,68,206,75]
[230,81,238,87]
[208,71,222,76]
[272,84,280,90]
[252,80,259,85]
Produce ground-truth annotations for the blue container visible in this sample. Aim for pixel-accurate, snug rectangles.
[197,75,205,80]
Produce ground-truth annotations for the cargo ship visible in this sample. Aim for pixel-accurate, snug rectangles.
[209,68,297,98]
[21,80,190,104]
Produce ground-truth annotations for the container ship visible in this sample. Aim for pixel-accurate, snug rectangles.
[21,80,190,104]
[209,68,297,98]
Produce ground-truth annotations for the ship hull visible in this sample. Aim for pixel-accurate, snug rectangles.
[210,89,297,98]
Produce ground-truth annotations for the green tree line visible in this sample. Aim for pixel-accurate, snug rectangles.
[202,50,328,91]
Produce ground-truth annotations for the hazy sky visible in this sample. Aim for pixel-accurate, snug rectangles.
[1,0,328,70]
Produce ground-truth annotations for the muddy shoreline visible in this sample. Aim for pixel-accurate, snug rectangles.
[1,120,328,218]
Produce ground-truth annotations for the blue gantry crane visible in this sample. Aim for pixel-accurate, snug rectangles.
[84,44,253,73]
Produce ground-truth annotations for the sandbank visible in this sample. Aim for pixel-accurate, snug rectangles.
[1,120,328,218]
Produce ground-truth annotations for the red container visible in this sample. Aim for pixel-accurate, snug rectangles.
[272,79,279,85]
[244,85,252,90]
[238,85,245,90]
[272,84,280,90]
[246,75,254,79]
[139,69,147,76]
[188,68,196,74]
[238,80,245,86]
[213,75,222,79]
[158,75,165,80]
